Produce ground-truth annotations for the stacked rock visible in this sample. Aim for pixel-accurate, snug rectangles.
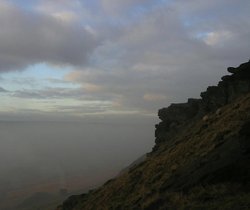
[155,60,250,148]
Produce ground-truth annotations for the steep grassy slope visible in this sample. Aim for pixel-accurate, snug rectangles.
[57,61,250,210]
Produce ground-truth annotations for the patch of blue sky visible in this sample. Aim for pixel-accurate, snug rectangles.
[25,63,74,80]
[1,63,80,91]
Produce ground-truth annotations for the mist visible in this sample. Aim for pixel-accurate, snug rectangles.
[0,118,155,208]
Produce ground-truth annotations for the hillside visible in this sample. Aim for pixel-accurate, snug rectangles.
[57,60,250,210]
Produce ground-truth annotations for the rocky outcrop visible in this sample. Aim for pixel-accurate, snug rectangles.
[155,98,200,145]
[155,60,250,147]
[57,60,250,210]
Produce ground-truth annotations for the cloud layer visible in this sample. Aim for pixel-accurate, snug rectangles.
[0,0,250,118]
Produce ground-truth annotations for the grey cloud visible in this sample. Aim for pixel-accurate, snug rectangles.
[53,103,113,114]
[0,1,100,72]
[1,0,250,116]
[173,0,250,19]
[45,78,75,85]
[68,1,250,113]
[101,0,154,14]
[12,90,43,99]
[11,87,83,99]
[10,86,115,103]
[0,87,8,92]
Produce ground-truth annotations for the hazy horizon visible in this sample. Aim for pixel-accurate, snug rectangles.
[0,119,155,209]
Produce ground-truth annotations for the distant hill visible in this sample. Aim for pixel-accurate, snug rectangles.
[57,60,250,210]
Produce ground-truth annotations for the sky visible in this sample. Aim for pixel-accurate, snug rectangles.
[0,0,250,121]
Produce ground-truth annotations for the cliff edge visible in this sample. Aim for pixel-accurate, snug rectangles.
[57,60,250,210]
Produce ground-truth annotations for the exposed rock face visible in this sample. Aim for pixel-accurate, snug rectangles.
[155,60,250,147]
[57,60,250,210]
[155,98,200,145]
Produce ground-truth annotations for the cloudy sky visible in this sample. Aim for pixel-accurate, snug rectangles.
[0,0,250,121]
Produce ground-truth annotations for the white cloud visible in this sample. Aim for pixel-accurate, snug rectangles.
[203,31,233,46]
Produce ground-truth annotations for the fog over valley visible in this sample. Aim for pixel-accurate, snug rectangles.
[0,120,154,208]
